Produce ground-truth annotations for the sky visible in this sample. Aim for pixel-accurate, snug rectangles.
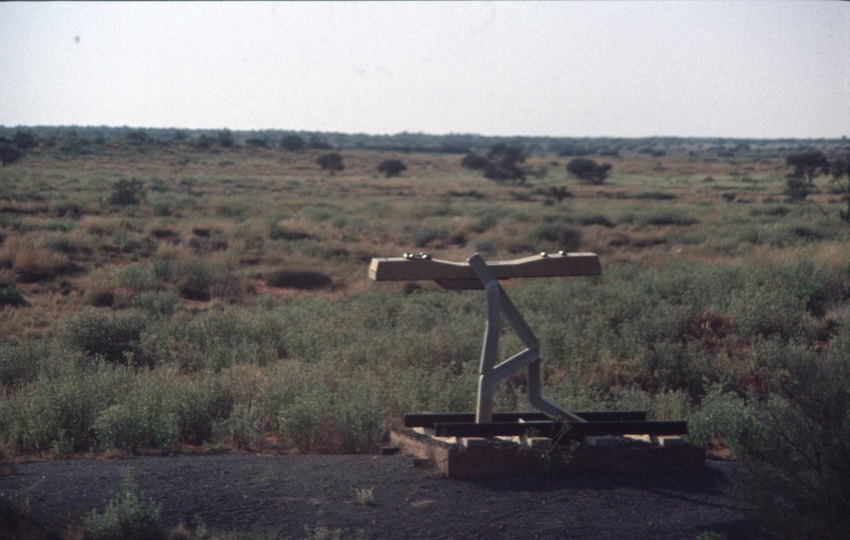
[1,1,848,139]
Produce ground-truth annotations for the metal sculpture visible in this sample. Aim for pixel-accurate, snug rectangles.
[370,251,601,423]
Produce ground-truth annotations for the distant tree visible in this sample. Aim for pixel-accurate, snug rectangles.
[786,150,830,185]
[484,163,525,183]
[483,143,527,183]
[559,144,594,157]
[829,155,850,222]
[308,136,333,150]
[12,130,39,151]
[280,134,305,151]
[125,130,150,146]
[218,129,234,148]
[567,158,612,185]
[317,152,344,175]
[461,153,489,170]
[377,159,407,178]
[58,133,91,155]
[0,141,23,167]
[244,137,269,148]
[195,134,214,150]
[439,144,469,154]
[488,143,525,166]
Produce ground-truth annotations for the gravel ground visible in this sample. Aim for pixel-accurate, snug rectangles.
[0,453,773,539]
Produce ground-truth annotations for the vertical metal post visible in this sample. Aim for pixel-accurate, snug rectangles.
[468,254,585,424]
[476,272,501,423]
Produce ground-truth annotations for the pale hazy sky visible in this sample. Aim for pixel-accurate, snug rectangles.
[1,1,848,139]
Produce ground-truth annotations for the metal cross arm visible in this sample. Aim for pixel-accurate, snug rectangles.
[369,251,601,290]
[368,252,601,424]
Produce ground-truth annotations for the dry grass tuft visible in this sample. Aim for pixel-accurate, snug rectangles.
[11,245,70,283]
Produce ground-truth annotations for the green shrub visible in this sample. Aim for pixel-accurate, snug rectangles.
[529,223,582,251]
[0,280,27,307]
[447,189,485,199]
[244,137,269,148]
[472,239,497,254]
[44,235,84,255]
[577,214,616,227]
[93,368,181,451]
[730,285,807,342]
[0,339,45,387]
[222,402,265,449]
[412,227,448,247]
[461,153,489,170]
[377,159,407,178]
[685,384,758,453]
[89,290,115,308]
[265,270,332,290]
[153,257,175,282]
[137,308,287,372]
[62,310,148,364]
[278,391,333,451]
[508,190,531,201]
[83,470,165,540]
[178,280,210,301]
[132,291,179,317]
[174,259,233,302]
[790,225,824,241]
[642,212,698,226]
[338,385,384,452]
[269,224,312,241]
[634,190,677,200]
[316,152,344,175]
[567,158,611,184]
[110,178,144,206]
[117,264,160,292]
[729,342,850,540]
[2,362,125,454]
[95,402,179,452]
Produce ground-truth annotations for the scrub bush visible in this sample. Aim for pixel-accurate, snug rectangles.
[62,310,148,364]
[265,270,332,290]
[0,280,27,307]
[728,338,850,540]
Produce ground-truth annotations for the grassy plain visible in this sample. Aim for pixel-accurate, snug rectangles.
[0,138,848,463]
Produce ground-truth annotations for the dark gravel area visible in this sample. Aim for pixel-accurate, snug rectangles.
[0,453,773,539]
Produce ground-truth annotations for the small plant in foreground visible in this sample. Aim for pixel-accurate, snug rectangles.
[728,345,850,540]
[353,487,375,506]
[696,532,727,540]
[83,470,165,540]
[300,526,346,540]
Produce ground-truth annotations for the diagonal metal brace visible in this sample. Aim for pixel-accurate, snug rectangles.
[468,254,585,424]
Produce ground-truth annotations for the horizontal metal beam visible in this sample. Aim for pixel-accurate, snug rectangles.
[369,253,601,287]
[432,420,688,439]
[404,411,648,428]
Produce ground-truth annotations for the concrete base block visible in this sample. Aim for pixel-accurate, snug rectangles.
[390,428,705,479]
